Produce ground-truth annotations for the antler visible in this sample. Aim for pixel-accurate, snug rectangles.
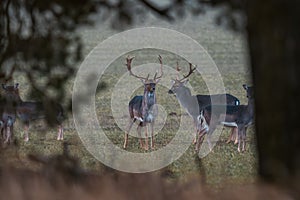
[177,62,197,82]
[126,55,149,81]
[175,61,181,80]
[153,55,164,80]
[176,61,181,72]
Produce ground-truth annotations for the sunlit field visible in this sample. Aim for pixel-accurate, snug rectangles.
[1,11,256,190]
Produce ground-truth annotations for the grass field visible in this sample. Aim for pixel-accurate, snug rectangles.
[0,11,256,190]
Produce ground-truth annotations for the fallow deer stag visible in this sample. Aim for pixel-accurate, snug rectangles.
[197,84,254,152]
[123,55,163,150]
[1,83,64,141]
[168,62,240,144]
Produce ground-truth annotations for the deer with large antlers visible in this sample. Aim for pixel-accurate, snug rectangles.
[168,62,240,145]
[123,55,163,150]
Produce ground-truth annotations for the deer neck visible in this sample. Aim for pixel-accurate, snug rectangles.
[142,91,156,119]
[175,86,191,99]
[4,95,23,105]
[247,98,255,117]
[14,96,23,105]
[175,87,199,117]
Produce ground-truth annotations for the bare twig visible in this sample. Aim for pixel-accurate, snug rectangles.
[139,0,174,21]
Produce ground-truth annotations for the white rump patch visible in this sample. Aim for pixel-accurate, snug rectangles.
[197,114,209,132]
[221,122,237,127]
[134,117,144,122]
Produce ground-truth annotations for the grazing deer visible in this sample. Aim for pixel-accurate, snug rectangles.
[168,63,240,144]
[197,84,254,152]
[123,55,163,150]
[1,83,64,141]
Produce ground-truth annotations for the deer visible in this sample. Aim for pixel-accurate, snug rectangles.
[1,83,64,142]
[168,62,240,145]
[196,84,254,152]
[123,55,163,150]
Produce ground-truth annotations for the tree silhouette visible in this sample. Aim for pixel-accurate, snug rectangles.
[0,0,99,100]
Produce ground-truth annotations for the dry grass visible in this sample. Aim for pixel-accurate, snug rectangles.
[0,51,257,188]
[0,14,260,196]
[0,155,292,200]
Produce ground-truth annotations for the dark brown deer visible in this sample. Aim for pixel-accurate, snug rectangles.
[168,63,240,144]
[197,84,254,152]
[1,83,64,141]
[123,55,163,150]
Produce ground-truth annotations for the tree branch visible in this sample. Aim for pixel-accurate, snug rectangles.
[139,0,174,21]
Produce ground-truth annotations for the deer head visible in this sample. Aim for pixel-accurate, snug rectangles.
[126,55,163,93]
[243,84,254,99]
[1,83,21,102]
[168,61,196,94]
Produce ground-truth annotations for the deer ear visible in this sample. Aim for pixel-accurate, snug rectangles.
[155,79,161,84]
[243,84,248,90]
[183,79,189,85]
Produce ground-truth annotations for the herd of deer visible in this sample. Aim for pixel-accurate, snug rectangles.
[124,55,254,152]
[0,55,254,153]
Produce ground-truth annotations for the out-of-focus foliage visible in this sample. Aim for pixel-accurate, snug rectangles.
[0,0,99,101]
[0,0,243,109]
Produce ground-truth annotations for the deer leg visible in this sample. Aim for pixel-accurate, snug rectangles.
[226,129,232,144]
[1,127,5,142]
[150,122,155,149]
[57,124,64,140]
[237,126,243,152]
[24,122,30,142]
[229,127,239,144]
[61,125,64,140]
[4,126,12,144]
[234,127,239,144]
[144,125,149,150]
[238,127,245,152]
[9,126,13,144]
[242,127,247,152]
[123,133,128,149]
[195,116,210,152]
[206,122,217,152]
[195,129,206,152]
[57,128,60,140]
[3,127,9,144]
[123,119,135,149]
[0,122,4,141]
[137,125,144,149]
[207,132,213,152]
[226,127,236,143]
[193,119,198,144]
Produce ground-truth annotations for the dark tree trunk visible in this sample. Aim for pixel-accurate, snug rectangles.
[246,0,300,190]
